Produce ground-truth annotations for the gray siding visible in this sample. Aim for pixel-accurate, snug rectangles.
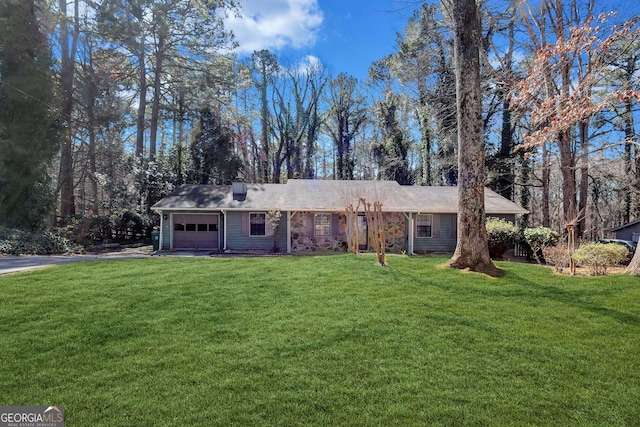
[412,213,518,254]
[158,210,521,253]
[161,216,170,250]
[225,211,287,251]
[614,224,640,242]
[413,213,457,253]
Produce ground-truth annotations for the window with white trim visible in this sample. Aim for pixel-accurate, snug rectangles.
[314,213,331,236]
[416,214,433,238]
[250,212,266,236]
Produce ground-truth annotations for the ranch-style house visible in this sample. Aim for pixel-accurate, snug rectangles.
[152,179,528,254]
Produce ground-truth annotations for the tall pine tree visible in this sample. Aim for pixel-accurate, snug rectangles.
[0,0,59,228]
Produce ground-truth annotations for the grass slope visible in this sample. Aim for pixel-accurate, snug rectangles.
[1,255,639,426]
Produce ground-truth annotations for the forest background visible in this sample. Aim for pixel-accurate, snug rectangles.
[1,0,640,246]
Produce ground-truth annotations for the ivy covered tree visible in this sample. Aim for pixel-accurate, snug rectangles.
[325,73,368,180]
[189,107,243,185]
[372,91,414,185]
[0,0,59,229]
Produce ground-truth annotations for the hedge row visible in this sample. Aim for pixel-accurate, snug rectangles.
[0,227,83,255]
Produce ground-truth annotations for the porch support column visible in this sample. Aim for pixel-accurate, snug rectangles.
[158,211,164,251]
[221,209,227,250]
[404,212,414,255]
[347,211,353,251]
[169,213,174,250]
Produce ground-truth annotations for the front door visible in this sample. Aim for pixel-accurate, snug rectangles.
[173,214,219,250]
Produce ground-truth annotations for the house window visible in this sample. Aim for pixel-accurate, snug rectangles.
[314,213,331,236]
[416,214,433,238]
[250,212,266,236]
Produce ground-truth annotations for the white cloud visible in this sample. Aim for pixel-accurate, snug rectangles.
[295,55,322,73]
[224,0,323,54]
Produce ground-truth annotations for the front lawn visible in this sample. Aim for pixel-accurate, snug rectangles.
[1,255,639,426]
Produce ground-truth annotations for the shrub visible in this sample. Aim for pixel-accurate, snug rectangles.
[542,243,571,272]
[523,226,560,263]
[571,242,629,276]
[486,217,519,258]
[61,212,158,246]
[0,226,83,255]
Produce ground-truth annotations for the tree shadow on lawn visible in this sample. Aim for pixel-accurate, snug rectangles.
[504,270,640,328]
[391,264,640,328]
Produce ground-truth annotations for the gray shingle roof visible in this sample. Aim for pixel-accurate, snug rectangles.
[405,186,528,214]
[152,179,528,214]
[151,183,287,210]
[280,180,417,211]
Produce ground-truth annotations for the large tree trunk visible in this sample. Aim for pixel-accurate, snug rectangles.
[149,15,166,161]
[519,151,531,227]
[260,63,270,183]
[495,19,516,200]
[84,34,99,215]
[542,143,551,227]
[176,88,185,185]
[58,0,79,220]
[446,0,501,277]
[578,120,589,238]
[558,128,577,224]
[136,44,146,159]
[305,101,319,179]
[626,249,640,275]
[418,78,432,185]
[87,80,98,215]
[624,100,635,222]
[496,95,514,200]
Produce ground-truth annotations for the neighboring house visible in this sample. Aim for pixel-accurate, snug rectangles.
[610,220,640,243]
[151,179,528,254]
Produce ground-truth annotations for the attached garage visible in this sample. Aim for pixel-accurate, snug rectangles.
[172,213,220,250]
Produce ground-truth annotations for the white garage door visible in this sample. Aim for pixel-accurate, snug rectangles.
[173,214,219,250]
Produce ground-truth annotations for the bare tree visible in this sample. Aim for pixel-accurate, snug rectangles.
[341,183,388,266]
[344,199,362,254]
[360,198,387,266]
[511,1,640,237]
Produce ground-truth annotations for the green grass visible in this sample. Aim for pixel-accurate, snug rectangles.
[1,255,639,426]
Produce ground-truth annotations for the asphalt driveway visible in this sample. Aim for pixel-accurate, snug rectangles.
[0,246,155,275]
[0,246,224,275]
[0,253,149,275]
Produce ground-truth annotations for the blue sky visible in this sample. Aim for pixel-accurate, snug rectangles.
[224,0,640,83]
[223,0,413,82]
